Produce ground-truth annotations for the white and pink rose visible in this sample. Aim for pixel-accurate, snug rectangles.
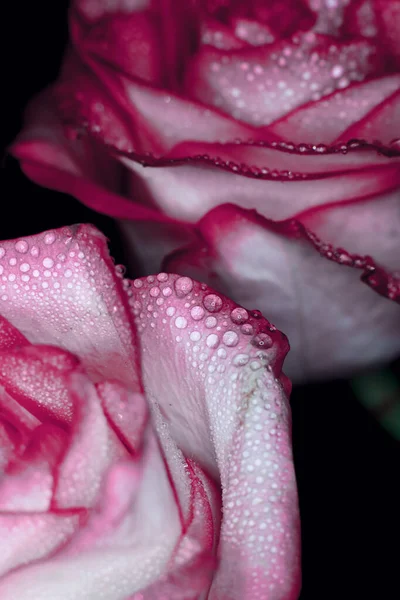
[12,0,400,381]
[0,224,299,599]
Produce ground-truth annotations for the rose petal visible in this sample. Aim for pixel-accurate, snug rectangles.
[128,273,300,599]
[268,75,400,144]
[75,10,164,84]
[336,88,400,146]
[165,205,400,381]
[0,510,82,579]
[56,52,144,154]
[137,460,218,599]
[0,315,29,351]
[201,18,248,50]
[0,352,215,596]
[308,0,349,35]
[0,424,68,512]
[0,420,16,473]
[249,0,315,38]
[0,387,40,444]
[53,52,273,155]
[0,346,79,425]
[107,75,264,152]
[232,18,276,46]
[0,224,140,386]
[344,0,379,38]
[56,374,215,598]
[299,189,400,269]
[72,0,200,90]
[186,31,382,126]
[10,88,165,222]
[75,0,152,22]
[0,425,187,598]
[14,84,124,190]
[205,0,314,39]
[119,146,400,227]
[375,0,400,64]
[97,379,148,452]
[0,465,53,513]
[53,373,127,509]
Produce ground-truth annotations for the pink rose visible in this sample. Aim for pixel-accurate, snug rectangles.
[11,0,400,381]
[0,225,299,598]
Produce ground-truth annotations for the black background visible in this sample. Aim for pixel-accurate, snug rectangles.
[2,2,399,598]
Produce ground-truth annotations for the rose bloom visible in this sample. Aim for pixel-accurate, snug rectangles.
[0,224,299,599]
[12,0,400,381]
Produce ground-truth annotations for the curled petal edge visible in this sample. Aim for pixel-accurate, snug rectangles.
[164,204,400,305]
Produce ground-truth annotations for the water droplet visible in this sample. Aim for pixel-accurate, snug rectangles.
[203,293,223,312]
[149,286,160,297]
[175,316,188,329]
[42,257,54,269]
[231,307,249,324]
[174,276,193,297]
[162,286,172,297]
[205,316,217,328]
[44,232,56,245]
[241,323,254,335]
[133,279,143,288]
[157,273,169,282]
[233,353,249,366]
[190,305,205,320]
[15,240,29,253]
[190,331,201,342]
[166,306,175,317]
[252,333,273,349]
[223,331,239,347]
[19,263,30,273]
[330,64,344,78]
[206,333,219,348]
[250,310,262,319]
[250,360,262,371]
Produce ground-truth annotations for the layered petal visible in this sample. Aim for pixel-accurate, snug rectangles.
[75,8,164,84]
[11,0,400,389]
[0,423,67,513]
[0,224,139,386]
[118,143,400,232]
[186,31,383,126]
[128,273,300,600]
[0,226,231,597]
[0,345,78,425]
[0,373,214,599]
[268,75,400,144]
[52,373,128,509]
[374,0,400,64]
[0,315,29,351]
[0,510,83,579]
[336,88,400,145]
[10,89,168,222]
[165,205,400,381]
